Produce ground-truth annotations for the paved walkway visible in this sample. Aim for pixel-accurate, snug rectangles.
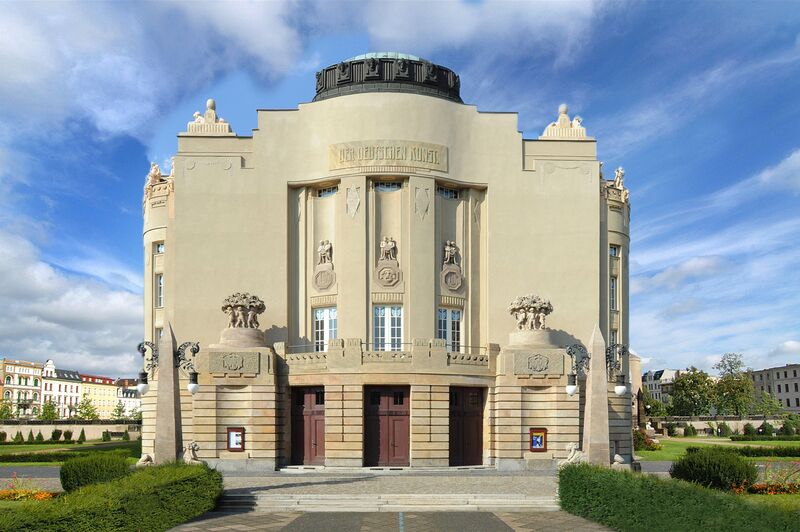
[173,511,609,531]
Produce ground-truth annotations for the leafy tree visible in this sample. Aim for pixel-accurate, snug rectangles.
[39,400,59,421]
[0,400,14,420]
[668,367,716,416]
[128,407,142,422]
[752,392,783,416]
[641,387,667,417]
[111,401,126,420]
[74,396,99,421]
[712,353,754,416]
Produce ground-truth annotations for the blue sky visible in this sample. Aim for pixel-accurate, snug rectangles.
[1,1,798,377]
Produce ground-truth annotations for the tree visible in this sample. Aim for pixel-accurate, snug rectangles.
[752,392,783,416]
[668,368,716,416]
[713,353,754,416]
[0,400,13,420]
[111,401,126,420]
[641,387,667,417]
[74,396,99,421]
[128,407,142,422]
[39,400,59,421]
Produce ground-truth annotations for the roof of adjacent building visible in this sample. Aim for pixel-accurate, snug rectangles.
[313,52,463,104]
[80,374,115,385]
[54,369,81,381]
[116,378,138,388]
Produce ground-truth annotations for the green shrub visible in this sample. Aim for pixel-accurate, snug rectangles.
[63,430,73,442]
[35,431,44,443]
[0,431,6,442]
[670,446,757,490]
[717,422,732,437]
[743,423,756,436]
[684,425,697,437]
[77,428,86,444]
[730,434,800,441]
[780,421,796,436]
[0,464,222,532]
[0,447,133,463]
[59,452,130,491]
[725,445,800,458]
[758,421,774,436]
[633,429,646,450]
[26,430,34,443]
[122,430,130,441]
[12,431,23,443]
[101,430,111,442]
[51,429,62,442]
[559,463,798,531]
[664,422,677,437]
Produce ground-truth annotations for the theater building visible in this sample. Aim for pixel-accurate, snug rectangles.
[140,52,633,470]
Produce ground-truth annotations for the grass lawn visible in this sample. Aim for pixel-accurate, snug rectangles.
[741,493,800,513]
[0,440,132,455]
[637,438,800,462]
[0,440,141,466]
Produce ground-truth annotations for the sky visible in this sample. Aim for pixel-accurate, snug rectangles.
[1,0,799,377]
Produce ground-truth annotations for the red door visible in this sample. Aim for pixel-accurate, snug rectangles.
[449,387,484,466]
[291,387,325,465]
[364,386,410,466]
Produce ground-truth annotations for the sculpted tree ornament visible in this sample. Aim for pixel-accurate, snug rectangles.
[507,294,554,331]
[222,293,266,329]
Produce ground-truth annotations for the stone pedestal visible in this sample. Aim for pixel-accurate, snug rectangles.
[217,327,266,348]
[154,324,181,464]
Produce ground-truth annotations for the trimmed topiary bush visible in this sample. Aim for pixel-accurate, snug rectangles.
[62,430,73,442]
[743,423,756,436]
[59,452,130,491]
[51,429,62,442]
[559,463,798,531]
[35,431,44,443]
[664,422,677,437]
[730,434,800,441]
[670,446,757,490]
[101,430,111,442]
[758,421,774,436]
[13,431,24,443]
[717,422,732,437]
[0,464,223,532]
[26,430,34,443]
[122,430,130,441]
[780,421,796,436]
[77,428,86,444]
[684,425,697,437]
[0,431,6,442]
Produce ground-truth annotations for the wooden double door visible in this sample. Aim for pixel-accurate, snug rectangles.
[364,386,410,466]
[449,387,484,466]
[291,387,325,465]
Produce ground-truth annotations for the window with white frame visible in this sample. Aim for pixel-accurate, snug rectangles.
[374,306,402,351]
[154,242,165,254]
[156,274,164,307]
[609,276,618,310]
[436,308,462,352]
[609,245,619,257]
[316,185,339,198]
[374,181,402,192]
[436,185,460,199]
[313,307,337,352]
[610,329,618,346]
[155,327,163,340]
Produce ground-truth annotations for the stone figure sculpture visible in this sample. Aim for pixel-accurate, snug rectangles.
[507,294,554,330]
[222,292,266,329]
[146,162,164,187]
[613,167,625,189]
[136,454,153,467]
[379,237,398,261]
[317,240,332,265]
[557,443,587,468]
[443,240,459,266]
[183,441,204,465]
[375,236,402,288]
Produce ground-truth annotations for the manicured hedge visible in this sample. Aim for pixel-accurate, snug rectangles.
[559,463,798,531]
[0,463,222,531]
[60,452,130,491]
[730,435,800,441]
[0,444,138,463]
[721,445,800,458]
[670,447,757,490]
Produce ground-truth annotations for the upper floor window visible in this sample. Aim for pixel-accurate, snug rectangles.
[610,276,618,310]
[313,307,338,352]
[156,274,164,308]
[316,185,339,198]
[374,306,402,351]
[610,330,618,346]
[436,186,460,200]
[436,308,462,352]
[374,181,402,192]
[609,245,620,257]
[154,242,165,254]
[155,327,163,340]
[3,376,9,385]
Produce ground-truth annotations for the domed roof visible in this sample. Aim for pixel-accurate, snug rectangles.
[313,52,462,103]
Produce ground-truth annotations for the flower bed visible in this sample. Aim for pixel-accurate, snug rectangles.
[0,474,57,501]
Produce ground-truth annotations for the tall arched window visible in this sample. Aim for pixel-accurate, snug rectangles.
[4,376,9,385]
[34,378,39,387]
[3,391,9,399]
[32,393,39,401]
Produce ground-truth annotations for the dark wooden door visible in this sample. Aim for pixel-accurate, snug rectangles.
[364,386,410,466]
[291,387,325,465]
[449,387,484,466]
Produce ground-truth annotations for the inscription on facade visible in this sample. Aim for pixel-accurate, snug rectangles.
[513,352,564,376]
[210,352,261,375]
[329,140,448,172]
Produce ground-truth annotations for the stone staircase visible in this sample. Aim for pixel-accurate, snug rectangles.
[212,492,560,513]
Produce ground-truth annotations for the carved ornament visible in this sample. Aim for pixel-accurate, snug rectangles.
[186,98,234,136]
[222,293,265,329]
[375,237,402,288]
[539,104,592,140]
[313,240,336,291]
[507,293,554,330]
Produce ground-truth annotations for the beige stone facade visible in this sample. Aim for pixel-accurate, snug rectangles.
[140,54,632,470]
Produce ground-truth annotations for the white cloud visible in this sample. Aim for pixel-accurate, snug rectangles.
[768,340,800,358]
[0,229,142,377]
[633,256,730,294]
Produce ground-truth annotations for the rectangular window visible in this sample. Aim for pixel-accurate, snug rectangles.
[795,383,798,392]
[609,277,618,310]
[609,245,619,257]
[374,181,402,192]
[313,307,337,352]
[316,185,338,198]
[436,185,460,199]
[787,398,791,407]
[436,308,462,352]
[155,274,164,308]
[373,306,402,351]
[154,242,165,254]
[778,384,782,393]
[794,370,797,378]
[155,327,163,340]
[610,330,618,346]
[796,398,799,407]
[785,371,788,378]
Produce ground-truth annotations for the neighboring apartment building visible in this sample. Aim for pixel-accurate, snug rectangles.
[751,364,800,414]
[115,378,141,417]
[642,369,679,405]
[140,52,634,469]
[42,360,82,418]
[80,374,117,419]
[2,359,43,417]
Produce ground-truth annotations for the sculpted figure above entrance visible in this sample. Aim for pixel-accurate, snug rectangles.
[222,292,266,329]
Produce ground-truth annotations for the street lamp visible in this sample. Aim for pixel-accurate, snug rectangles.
[137,340,201,396]
[615,375,627,397]
[565,344,591,397]
[606,343,630,396]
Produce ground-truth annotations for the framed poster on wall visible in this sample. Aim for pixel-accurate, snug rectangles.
[529,428,547,452]
[227,427,245,452]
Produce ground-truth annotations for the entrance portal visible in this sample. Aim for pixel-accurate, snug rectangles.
[363,386,410,466]
[449,387,484,466]
[290,387,325,465]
